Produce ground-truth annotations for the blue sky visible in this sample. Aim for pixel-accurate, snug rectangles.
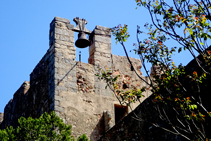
[0,0,193,113]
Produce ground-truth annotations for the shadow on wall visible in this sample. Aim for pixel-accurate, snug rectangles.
[90,114,105,141]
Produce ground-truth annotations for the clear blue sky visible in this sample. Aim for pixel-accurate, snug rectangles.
[0,0,193,113]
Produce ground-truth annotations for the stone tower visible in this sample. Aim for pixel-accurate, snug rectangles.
[0,17,150,141]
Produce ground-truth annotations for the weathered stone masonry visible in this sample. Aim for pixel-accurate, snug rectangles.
[0,17,151,141]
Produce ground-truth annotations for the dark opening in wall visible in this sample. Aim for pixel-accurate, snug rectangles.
[122,83,129,89]
[114,104,128,124]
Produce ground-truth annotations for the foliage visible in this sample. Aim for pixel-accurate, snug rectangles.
[0,112,88,141]
[112,24,130,44]
[98,0,211,140]
[96,68,145,108]
[77,134,89,141]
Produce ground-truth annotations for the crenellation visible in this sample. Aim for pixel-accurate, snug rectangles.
[88,26,112,68]
[50,17,70,28]
[93,25,111,37]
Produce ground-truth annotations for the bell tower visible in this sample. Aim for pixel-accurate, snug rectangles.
[0,16,146,141]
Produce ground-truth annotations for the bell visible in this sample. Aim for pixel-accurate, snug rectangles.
[75,32,90,48]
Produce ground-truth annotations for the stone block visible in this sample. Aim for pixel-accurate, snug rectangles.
[55,39,74,46]
[54,47,66,53]
[61,58,73,64]
[59,91,70,97]
[94,88,101,95]
[56,80,66,87]
[60,35,71,42]
[54,62,66,69]
[94,29,111,36]
[55,86,68,91]
[54,57,59,62]
[54,28,63,35]
[54,17,70,24]
[55,34,73,42]
[67,24,74,30]
[55,95,66,101]
[72,76,77,82]
[72,87,77,93]
[55,106,64,112]
[95,25,110,32]
[55,43,65,49]
[94,42,111,54]
[89,45,95,56]
[56,68,67,75]
[54,28,74,37]
[60,101,75,108]
[68,30,74,37]
[55,90,59,95]
[55,51,63,57]
[101,89,113,97]
[55,22,68,30]
[94,35,111,44]
[67,45,76,51]
[65,82,76,88]
[55,100,60,106]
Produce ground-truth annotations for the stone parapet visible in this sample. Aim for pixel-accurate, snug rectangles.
[29,51,52,117]
[0,81,30,129]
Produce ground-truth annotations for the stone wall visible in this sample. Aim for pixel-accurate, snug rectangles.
[27,50,53,117]
[0,113,3,126]
[0,81,30,128]
[46,17,150,140]
[0,17,150,141]
[1,48,54,129]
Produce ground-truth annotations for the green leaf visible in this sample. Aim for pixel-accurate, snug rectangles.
[157,5,162,10]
